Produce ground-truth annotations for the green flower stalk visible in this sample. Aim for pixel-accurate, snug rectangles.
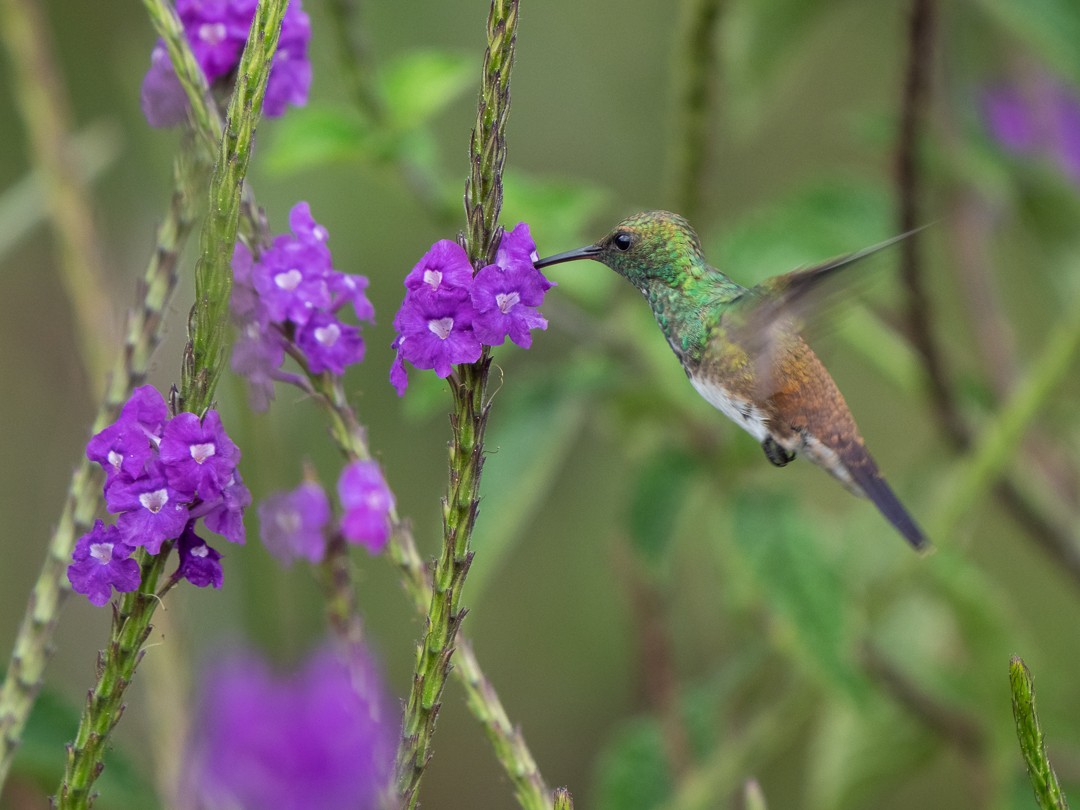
[54,2,289,804]
[0,147,205,793]
[395,1,520,806]
[1011,656,1070,810]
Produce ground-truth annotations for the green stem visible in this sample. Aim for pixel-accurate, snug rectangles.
[396,3,518,807]
[1010,657,1070,810]
[0,148,204,795]
[0,0,114,387]
[931,285,1080,542]
[54,1,287,802]
[669,0,724,223]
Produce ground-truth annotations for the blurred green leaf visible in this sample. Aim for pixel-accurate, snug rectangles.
[502,169,611,250]
[593,716,673,810]
[265,104,380,173]
[382,50,474,130]
[626,449,698,567]
[732,492,867,699]
[973,0,1080,87]
[1010,656,1070,810]
[10,683,160,808]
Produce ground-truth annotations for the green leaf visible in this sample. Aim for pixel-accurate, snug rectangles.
[382,50,474,130]
[626,449,698,566]
[593,716,673,810]
[264,103,381,173]
[731,492,867,699]
[1010,656,1070,810]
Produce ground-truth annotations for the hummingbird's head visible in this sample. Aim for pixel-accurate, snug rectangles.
[535,210,706,288]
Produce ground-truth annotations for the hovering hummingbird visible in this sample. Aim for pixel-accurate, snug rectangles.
[535,210,928,550]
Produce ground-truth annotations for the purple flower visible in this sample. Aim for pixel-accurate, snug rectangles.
[203,471,252,544]
[68,521,142,606]
[392,293,482,380]
[403,239,474,297]
[176,523,223,589]
[109,465,191,554]
[495,223,547,284]
[141,0,311,128]
[983,74,1080,183]
[338,461,394,554]
[181,645,395,810]
[470,263,549,348]
[258,481,331,565]
[231,202,373,408]
[159,410,241,501]
[86,385,169,483]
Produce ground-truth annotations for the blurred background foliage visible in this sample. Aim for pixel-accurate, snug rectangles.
[2,0,1080,807]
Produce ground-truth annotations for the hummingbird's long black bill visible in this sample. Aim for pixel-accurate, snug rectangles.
[534,245,602,268]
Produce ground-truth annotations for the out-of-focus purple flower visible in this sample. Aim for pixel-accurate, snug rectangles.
[176,523,223,589]
[983,75,1080,183]
[203,471,252,545]
[182,645,395,810]
[258,481,331,565]
[159,411,241,501]
[338,461,394,554]
[230,202,373,409]
[390,224,551,393]
[141,0,311,128]
[67,521,142,606]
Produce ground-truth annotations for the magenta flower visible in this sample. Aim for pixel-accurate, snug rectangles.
[338,461,394,554]
[140,0,311,128]
[176,523,223,589]
[67,521,142,606]
[181,645,395,810]
[258,481,332,565]
[983,74,1080,183]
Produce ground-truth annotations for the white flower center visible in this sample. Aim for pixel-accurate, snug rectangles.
[107,450,123,471]
[198,22,227,46]
[190,443,216,464]
[495,291,520,314]
[90,542,115,564]
[313,225,328,242]
[276,508,302,535]
[140,489,169,514]
[427,317,454,340]
[190,543,209,559]
[422,269,443,289]
[314,323,341,347]
[274,269,304,291]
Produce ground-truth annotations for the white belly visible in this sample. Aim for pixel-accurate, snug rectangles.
[689,374,771,443]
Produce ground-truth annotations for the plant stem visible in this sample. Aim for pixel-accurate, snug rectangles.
[0,0,115,388]
[54,1,288,802]
[0,148,204,795]
[1011,657,1070,810]
[396,2,518,806]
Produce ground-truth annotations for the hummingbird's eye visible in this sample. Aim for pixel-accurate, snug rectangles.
[612,232,633,251]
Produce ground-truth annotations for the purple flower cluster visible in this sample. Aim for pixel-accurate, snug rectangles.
[141,0,311,128]
[231,202,374,410]
[983,74,1080,184]
[181,645,395,810]
[390,223,553,395]
[71,386,249,605]
[258,461,395,565]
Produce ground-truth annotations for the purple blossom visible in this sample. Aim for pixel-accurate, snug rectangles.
[203,471,252,545]
[141,0,311,128]
[230,203,373,409]
[338,461,394,554]
[109,465,190,554]
[86,385,169,483]
[176,523,223,589]
[258,481,331,565]
[181,646,395,810]
[983,74,1080,183]
[159,410,241,502]
[68,521,142,606]
[390,224,551,393]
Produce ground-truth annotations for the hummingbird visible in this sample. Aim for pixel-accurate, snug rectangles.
[534,210,928,551]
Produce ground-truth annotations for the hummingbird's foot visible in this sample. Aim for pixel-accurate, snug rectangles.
[762,436,796,467]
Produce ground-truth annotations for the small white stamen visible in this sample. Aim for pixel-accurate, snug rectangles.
[139,489,169,514]
[427,317,454,340]
[495,291,520,314]
[190,443,216,464]
[89,542,115,564]
[190,543,209,559]
[274,269,304,291]
[314,324,341,347]
[422,269,443,289]
[107,450,123,471]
